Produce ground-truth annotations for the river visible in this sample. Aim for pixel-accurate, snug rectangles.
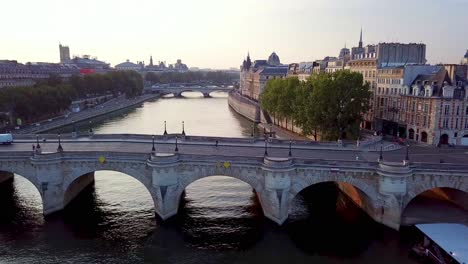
[0,92,418,263]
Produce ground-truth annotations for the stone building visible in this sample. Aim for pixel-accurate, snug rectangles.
[462,50,468,65]
[374,66,405,135]
[59,44,70,63]
[400,65,468,146]
[348,58,378,129]
[240,52,288,101]
[0,60,79,89]
[115,59,142,71]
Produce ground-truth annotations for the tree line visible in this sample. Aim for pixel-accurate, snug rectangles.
[0,71,143,124]
[260,70,371,141]
[145,71,237,84]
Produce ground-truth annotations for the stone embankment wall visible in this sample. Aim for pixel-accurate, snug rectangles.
[228,91,260,122]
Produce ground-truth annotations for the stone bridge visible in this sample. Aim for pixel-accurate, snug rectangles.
[0,137,466,230]
[145,85,233,97]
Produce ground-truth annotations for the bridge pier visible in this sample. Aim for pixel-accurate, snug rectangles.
[258,157,294,225]
[203,92,210,98]
[148,153,181,220]
[0,171,14,185]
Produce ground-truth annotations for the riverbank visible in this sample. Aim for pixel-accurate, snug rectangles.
[15,93,160,134]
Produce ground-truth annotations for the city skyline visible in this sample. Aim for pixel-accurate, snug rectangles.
[1,0,467,69]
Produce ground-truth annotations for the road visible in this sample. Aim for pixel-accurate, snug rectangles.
[2,138,468,164]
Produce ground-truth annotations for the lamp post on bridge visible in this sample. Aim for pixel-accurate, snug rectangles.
[404,143,410,165]
[288,139,292,157]
[88,121,93,136]
[378,143,383,162]
[175,136,179,152]
[36,134,41,151]
[151,135,156,155]
[57,134,63,152]
[251,121,255,138]
[181,121,185,136]
[163,121,168,135]
[264,139,268,156]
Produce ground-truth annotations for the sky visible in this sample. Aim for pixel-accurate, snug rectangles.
[1,0,467,69]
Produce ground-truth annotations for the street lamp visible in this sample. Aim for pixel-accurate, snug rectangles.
[264,139,268,156]
[57,134,63,152]
[175,136,179,152]
[151,135,156,154]
[288,139,292,157]
[379,143,383,161]
[405,143,410,161]
[181,121,185,136]
[89,121,93,134]
[36,134,41,150]
[163,121,168,135]
[251,122,255,137]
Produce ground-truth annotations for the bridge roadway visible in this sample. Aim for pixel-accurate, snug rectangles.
[0,134,467,230]
[3,135,468,164]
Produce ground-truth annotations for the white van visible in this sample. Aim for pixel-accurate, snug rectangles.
[0,134,13,145]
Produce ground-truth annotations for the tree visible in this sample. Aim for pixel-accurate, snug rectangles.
[308,70,370,140]
[259,70,371,141]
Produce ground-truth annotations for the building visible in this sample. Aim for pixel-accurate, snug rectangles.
[348,58,378,129]
[374,66,406,135]
[173,59,188,72]
[325,57,345,73]
[462,50,468,65]
[59,44,70,63]
[67,55,110,73]
[298,62,314,81]
[400,65,468,146]
[115,60,142,71]
[347,29,428,130]
[376,43,426,68]
[240,52,288,101]
[0,60,80,89]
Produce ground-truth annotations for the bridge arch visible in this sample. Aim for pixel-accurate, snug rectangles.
[0,170,44,213]
[401,187,468,225]
[404,178,467,211]
[176,169,263,198]
[289,175,378,205]
[63,165,156,212]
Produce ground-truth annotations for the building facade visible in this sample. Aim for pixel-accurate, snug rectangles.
[240,53,288,101]
[115,60,143,71]
[400,65,468,145]
[59,44,70,63]
[0,60,80,89]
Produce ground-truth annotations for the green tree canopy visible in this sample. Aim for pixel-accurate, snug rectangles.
[260,70,371,141]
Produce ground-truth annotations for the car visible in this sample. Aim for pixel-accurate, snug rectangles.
[48,119,53,122]
[35,123,41,126]
[0,133,13,145]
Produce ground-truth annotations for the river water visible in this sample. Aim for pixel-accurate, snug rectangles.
[0,92,418,263]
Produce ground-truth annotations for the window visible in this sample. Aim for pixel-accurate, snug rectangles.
[465,106,468,115]
[412,102,415,111]
[465,119,468,129]
[456,106,460,116]
[455,118,459,129]
[424,104,429,113]
[423,116,427,127]
[444,105,450,115]
[443,118,449,128]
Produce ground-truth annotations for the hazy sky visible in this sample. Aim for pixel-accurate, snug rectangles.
[2,0,467,69]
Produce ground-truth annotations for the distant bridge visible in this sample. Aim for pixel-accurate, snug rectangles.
[144,84,233,97]
[0,134,466,230]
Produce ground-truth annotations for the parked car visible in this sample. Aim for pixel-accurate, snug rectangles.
[0,133,13,145]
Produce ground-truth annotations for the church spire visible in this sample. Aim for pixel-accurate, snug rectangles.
[359,28,363,48]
